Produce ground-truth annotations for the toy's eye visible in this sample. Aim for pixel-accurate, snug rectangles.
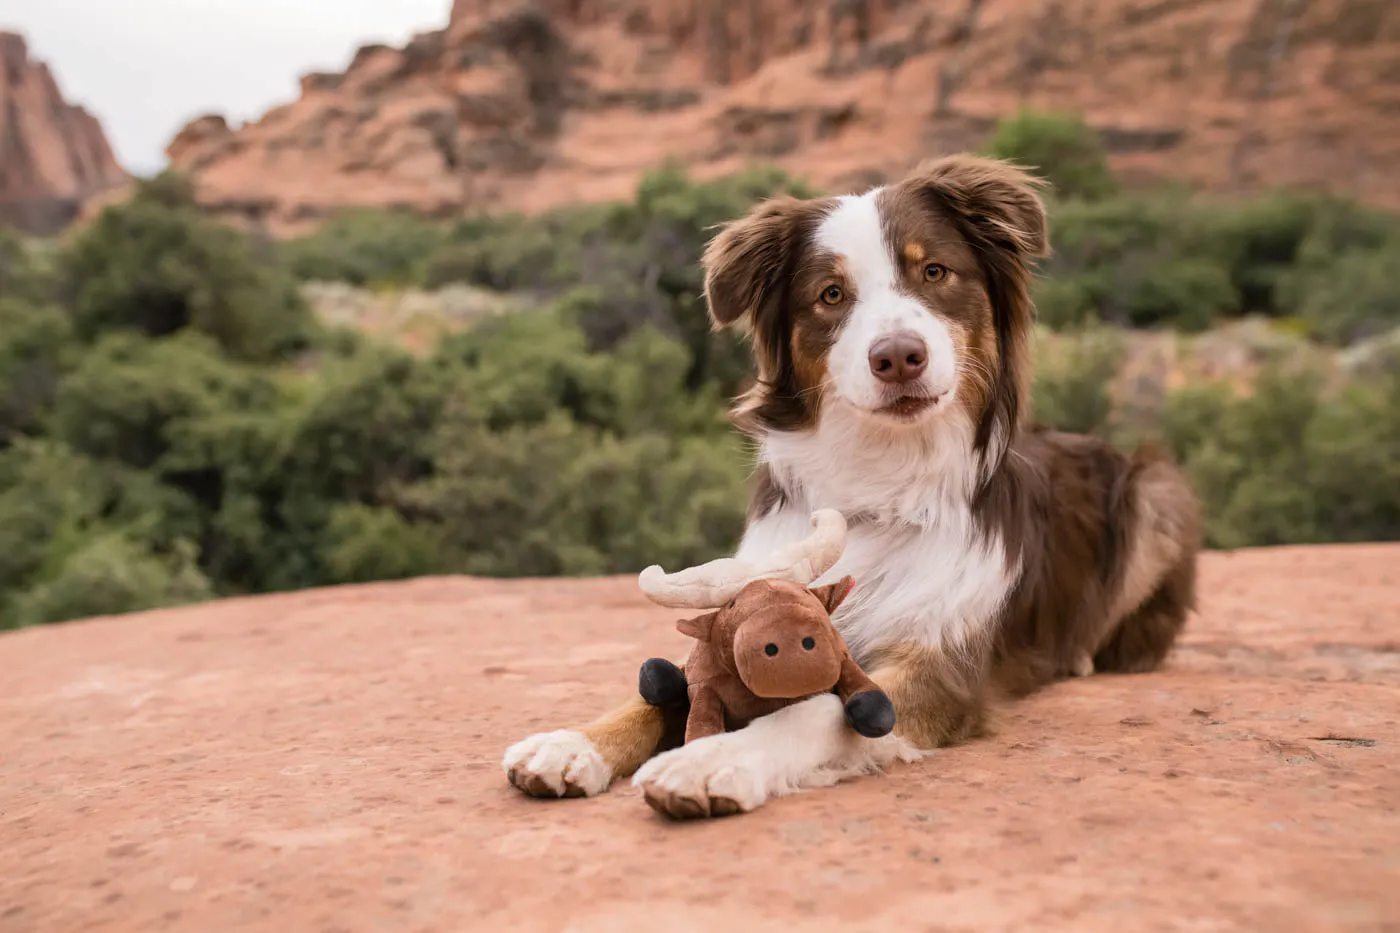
[764,643,779,657]
[924,263,948,283]
[820,284,843,306]
[802,636,816,651]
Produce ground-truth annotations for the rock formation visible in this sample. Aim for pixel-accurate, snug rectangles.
[0,32,127,235]
[165,0,1400,235]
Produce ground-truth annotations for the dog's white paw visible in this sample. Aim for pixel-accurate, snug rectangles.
[1071,651,1095,678]
[503,730,612,798]
[632,736,766,819]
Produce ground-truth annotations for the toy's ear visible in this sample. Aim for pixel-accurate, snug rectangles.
[676,611,718,641]
[809,575,856,614]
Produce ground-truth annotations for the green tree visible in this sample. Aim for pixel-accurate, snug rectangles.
[61,173,315,361]
[985,110,1117,201]
[281,209,448,286]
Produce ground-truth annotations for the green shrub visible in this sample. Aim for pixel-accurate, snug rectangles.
[0,439,210,628]
[281,209,449,286]
[0,227,57,304]
[5,533,212,628]
[5,157,1400,629]
[1031,325,1125,435]
[1116,258,1237,331]
[321,504,445,584]
[61,173,315,361]
[1152,363,1400,548]
[984,110,1117,201]
[49,332,277,471]
[0,297,73,445]
[406,409,747,578]
[1281,237,1400,344]
[420,164,812,392]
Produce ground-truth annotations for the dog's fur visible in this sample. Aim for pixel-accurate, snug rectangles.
[502,154,1202,817]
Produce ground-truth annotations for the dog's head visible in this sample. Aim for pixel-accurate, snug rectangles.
[703,155,1048,456]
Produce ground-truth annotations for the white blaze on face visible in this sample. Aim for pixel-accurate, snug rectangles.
[816,191,959,413]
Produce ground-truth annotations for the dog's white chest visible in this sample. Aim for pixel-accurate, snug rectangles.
[737,505,1017,662]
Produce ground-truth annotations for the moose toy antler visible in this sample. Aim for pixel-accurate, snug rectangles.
[636,510,896,751]
[638,509,848,608]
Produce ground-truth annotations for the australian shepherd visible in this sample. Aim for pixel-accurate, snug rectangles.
[502,154,1203,818]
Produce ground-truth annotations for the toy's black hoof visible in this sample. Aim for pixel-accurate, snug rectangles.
[639,658,688,707]
[845,690,896,738]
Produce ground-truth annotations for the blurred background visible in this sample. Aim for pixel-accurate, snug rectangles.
[1,0,1398,630]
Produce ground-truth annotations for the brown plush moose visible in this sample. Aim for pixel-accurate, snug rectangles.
[635,510,896,743]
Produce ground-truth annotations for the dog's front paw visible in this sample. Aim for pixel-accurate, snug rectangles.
[503,730,612,798]
[632,738,765,819]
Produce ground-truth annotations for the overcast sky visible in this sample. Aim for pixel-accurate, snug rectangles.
[4,0,446,174]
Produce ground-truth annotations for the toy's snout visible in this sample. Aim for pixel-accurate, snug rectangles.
[733,612,842,699]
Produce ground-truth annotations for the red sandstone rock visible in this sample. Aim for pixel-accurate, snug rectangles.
[160,0,1400,236]
[0,32,127,235]
[1,544,1397,931]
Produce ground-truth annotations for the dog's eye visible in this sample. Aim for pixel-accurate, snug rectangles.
[726,599,735,609]
[820,284,844,306]
[924,263,948,283]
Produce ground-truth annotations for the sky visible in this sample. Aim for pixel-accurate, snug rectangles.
[3,0,447,174]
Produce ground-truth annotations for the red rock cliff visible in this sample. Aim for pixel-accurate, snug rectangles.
[167,0,1400,235]
[0,32,128,234]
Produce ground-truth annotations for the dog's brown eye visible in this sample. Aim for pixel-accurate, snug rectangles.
[726,599,735,609]
[924,263,948,283]
[820,285,843,306]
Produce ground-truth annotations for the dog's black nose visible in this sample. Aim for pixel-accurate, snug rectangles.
[868,331,928,384]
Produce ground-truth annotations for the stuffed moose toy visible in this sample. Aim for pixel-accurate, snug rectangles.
[635,510,896,743]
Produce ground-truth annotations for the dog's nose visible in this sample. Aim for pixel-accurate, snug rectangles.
[868,332,928,384]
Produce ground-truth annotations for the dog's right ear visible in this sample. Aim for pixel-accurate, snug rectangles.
[702,197,824,328]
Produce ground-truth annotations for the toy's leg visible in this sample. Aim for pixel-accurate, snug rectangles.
[834,657,896,738]
[503,696,668,798]
[638,658,689,708]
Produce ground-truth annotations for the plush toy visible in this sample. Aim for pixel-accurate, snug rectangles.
[635,510,896,743]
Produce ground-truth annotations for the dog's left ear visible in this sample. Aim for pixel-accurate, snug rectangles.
[904,154,1049,261]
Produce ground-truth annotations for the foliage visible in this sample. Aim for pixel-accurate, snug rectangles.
[418,163,815,394]
[281,209,449,286]
[984,109,1117,202]
[1147,363,1400,548]
[2,152,1399,629]
[1030,324,1125,436]
[0,296,72,444]
[1031,330,1400,549]
[60,172,314,362]
[1037,188,1400,337]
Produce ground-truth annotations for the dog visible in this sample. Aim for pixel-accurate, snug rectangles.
[502,153,1202,818]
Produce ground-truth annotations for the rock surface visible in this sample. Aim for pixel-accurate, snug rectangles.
[2,544,1398,931]
[0,32,127,234]
[161,0,1400,235]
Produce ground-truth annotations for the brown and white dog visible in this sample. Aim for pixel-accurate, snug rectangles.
[502,154,1202,818]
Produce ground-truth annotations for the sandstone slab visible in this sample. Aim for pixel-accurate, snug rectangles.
[2,545,1398,931]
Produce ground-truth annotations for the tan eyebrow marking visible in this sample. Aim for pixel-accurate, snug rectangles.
[903,241,926,264]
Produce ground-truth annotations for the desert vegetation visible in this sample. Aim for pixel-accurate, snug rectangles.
[1,112,1397,628]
